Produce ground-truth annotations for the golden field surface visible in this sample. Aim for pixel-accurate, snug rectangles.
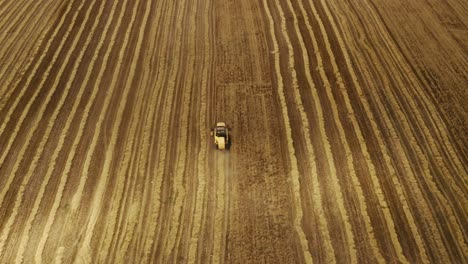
[0,0,466,263]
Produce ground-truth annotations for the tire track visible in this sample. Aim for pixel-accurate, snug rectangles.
[212,152,229,264]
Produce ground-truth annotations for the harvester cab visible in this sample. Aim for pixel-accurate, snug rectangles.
[210,122,229,150]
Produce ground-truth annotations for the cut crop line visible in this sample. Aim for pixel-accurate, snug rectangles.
[0,1,29,36]
[361,0,466,181]
[276,0,346,261]
[12,0,109,262]
[127,12,165,255]
[291,0,388,261]
[98,0,169,259]
[0,0,52,61]
[0,0,98,247]
[261,0,313,263]
[322,0,446,261]
[0,0,84,238]
[165,0,198,260]
[0,0,58,99]
[0,0,81,177]
[345,0,466,258]
[98,2,154,261]
[33,0,129,260]
[74,0,150,260]
[138,0,178,259]
[187,0,211,260]
[133,0,170,254]
[141,3,179,260]
[314,0,436,262]
[150,0,189,261]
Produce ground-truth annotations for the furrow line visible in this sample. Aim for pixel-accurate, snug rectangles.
[384,1,468,182]
[152,0,190,260]
[0,0,84,225]
[311,0,429,261]
[323,0,449,261]
[311,0,417,261]
[384,49,468,253]
[116,70,155,261]
[187,0,211,260]
[260,0,313,263]
[0,0,19,19]
[0,9,57,113]
[339,25,444,260]
[165,55,193,263]
[74,0,149,259]
[32,0,128,260]
[141,1,180,260]
[129,7,164,255]
[12,0,109,262]
[99,2,154,261]
[0,0,58,108]
[292,0,387,261]
[0,0,53,62]
[150,0,194,258]
[0,0,82,175]
[166,0,198,260]
[0,0,57,98]
[133,0,169,255]
[274,0,342,261]
[350,0,466,258]
[99,0,167,258]
[0,0,29,35]
[109,75,147,263]
[68,0,135,212]
[362,0,466,185]
[318,0,440,261]
[0,0,99,248]
[139,0,177,259]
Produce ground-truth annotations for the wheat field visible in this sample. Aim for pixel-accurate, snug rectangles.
[0,0,466,263]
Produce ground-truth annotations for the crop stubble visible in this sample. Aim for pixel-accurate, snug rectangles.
[0,0,466,263]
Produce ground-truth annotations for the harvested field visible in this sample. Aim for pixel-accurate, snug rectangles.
[0,0,467,263]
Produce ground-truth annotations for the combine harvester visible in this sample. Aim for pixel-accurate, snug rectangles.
[211,122,230,150]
